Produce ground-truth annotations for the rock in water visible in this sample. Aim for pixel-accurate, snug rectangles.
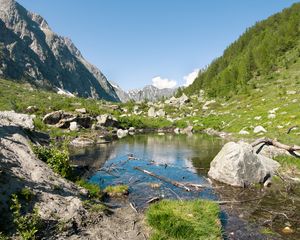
[117,129,128,139]
[208,142,280,187]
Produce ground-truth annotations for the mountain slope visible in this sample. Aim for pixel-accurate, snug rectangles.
[0,0,119,101]
[185,2,300,98]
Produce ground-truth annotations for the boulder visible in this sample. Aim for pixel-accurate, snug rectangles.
[26,106,38,113]
[148,107,156,118]
[96,114,118,127]
[254,126,267,134]
[174,128,180,134]
[208,142,280,187]
[43,111,74,125]
[117,129,128,139]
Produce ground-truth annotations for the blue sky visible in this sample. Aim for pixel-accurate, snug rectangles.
[18,0,300,90]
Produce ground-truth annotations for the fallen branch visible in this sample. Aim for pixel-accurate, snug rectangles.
[134,166,209,191]
[251,137,300,155]
[215,196,265,205]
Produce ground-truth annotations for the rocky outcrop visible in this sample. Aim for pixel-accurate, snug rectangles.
[117,129,128,139]
[208,142,280,187]
[0,0,119,101]
[96,114,119,128]
[0,111,88,232]
[43,110,92,129]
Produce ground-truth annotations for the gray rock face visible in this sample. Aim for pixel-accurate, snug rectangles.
[0,0,119,101]
[208,142,280,187]
[0,110,35,129]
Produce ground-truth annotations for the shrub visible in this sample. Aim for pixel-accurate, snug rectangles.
[10,194,41,240]
[33,146,71,179]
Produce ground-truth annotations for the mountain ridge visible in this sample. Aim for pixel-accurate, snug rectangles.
[0,0,120,101]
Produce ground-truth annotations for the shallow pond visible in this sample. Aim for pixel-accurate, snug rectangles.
[70,133,300,239]
[70,134,225,207]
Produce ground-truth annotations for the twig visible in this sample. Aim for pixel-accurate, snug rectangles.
[129,202,138,213]
[166,187,182,202]
[134,166,210,191]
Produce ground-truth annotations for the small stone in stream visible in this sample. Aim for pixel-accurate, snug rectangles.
[117,129,128,138]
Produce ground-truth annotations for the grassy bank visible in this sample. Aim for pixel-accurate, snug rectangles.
[146,199,222,240]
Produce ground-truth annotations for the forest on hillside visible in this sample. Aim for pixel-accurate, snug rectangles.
[185,3,300,98]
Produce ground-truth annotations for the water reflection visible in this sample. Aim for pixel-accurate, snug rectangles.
[70,134,225,208]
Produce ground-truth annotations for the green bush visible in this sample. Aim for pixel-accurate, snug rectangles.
[33,146,71,179]
[10,194,41,240]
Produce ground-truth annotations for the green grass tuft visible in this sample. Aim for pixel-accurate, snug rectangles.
[146,199,222,240]
[104,185,129,197]
[76,180,102,199]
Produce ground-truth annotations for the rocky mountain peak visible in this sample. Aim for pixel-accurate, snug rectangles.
[0,0,119,101]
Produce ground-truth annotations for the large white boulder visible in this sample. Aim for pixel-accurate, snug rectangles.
[208,142,280,187]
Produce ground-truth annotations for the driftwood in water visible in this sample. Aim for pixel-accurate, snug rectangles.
[134,166,209,191]
[251,138,300,156]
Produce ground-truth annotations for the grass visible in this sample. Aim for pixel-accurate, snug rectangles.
[104,185,129,197]
[146,199,222,240]
[76,180,102,199]
[274,155,300,171]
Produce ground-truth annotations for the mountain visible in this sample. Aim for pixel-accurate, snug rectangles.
[127,85,177,102]
[109,81,177,102]
[185,3,300,98]
[0,0,119,101]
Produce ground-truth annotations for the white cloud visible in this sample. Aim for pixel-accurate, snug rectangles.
[183,69,199,87]
[152,76,177,89]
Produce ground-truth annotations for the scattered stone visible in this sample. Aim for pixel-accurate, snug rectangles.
[239,130,249,135]
[75,108,87,114]
[26,105,38,113]
[282,226,294,234]
[174,128,180,134]
[148,107,156,118]
[287,90,297,95]
[97,114,118,127]
[254,126,267,134]
[156,109,165,117]
[70,137,94,147]
[117,129,128,139]
[254,116,262,120]
[268,113,276,119]
[69,122,79,131]
[202,100,216,110]
[208,142,280,187]
[181,126,193,135]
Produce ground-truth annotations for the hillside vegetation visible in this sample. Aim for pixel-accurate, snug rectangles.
[185,3,300,98]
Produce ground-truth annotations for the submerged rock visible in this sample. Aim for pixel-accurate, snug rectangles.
[208,142,280,187]
[70,137,94,147]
